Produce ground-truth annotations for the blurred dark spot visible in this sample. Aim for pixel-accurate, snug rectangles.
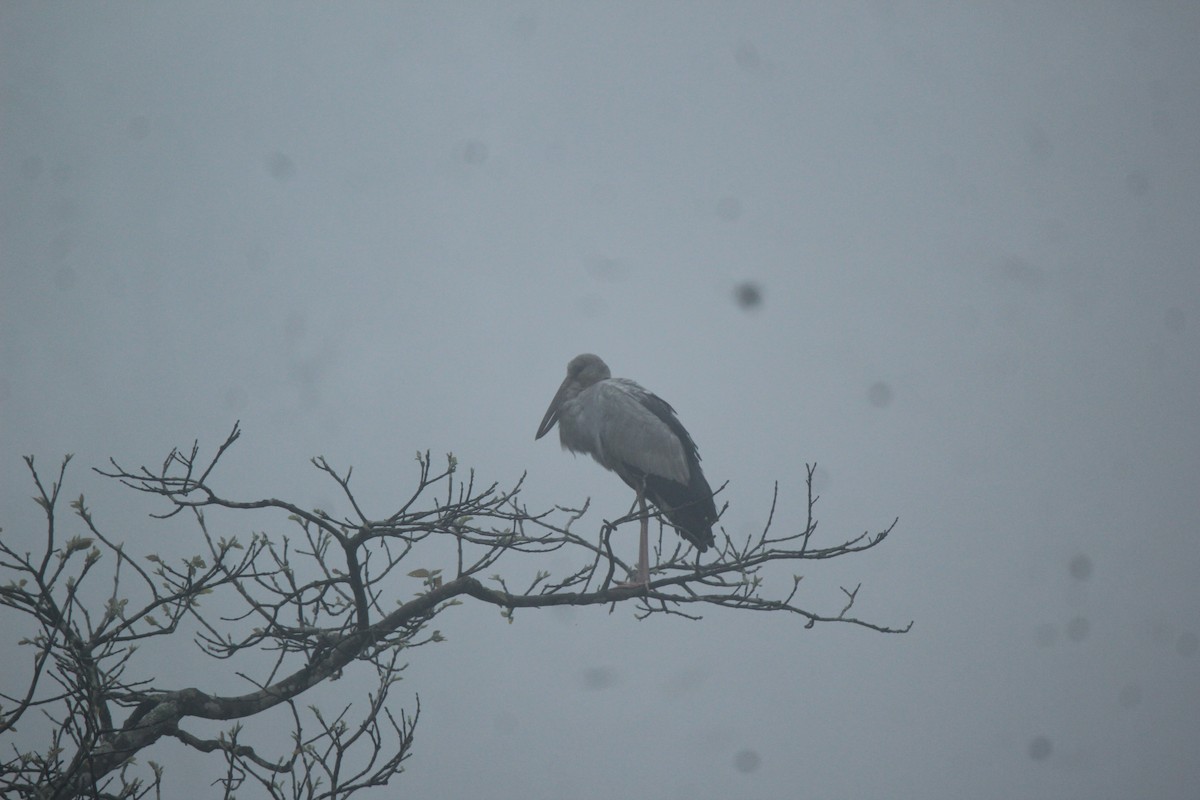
[284,313,307,343]
[1065,616,1090,642]
[1149,621,1172,646]
[0,377,9,404]
[716,196,742,221]
[105,269,128,298]
[734,42,760,70]
[542,139,565,165]
[225,386,248,413]
[1109,456,1134,480]
[460,139,489,165]
[575,293,606,317]
[1177,631,1198,657]
[1068,554,1092,581]
[1024,124,1053,163]
[53,265,77,291]
[1034,623,1058,647]
[994,256,1043,290]
[581,666,619,690]
[53,197,81,223]
[733,749,761,774]
[811,466,830,494]
[127,115,150,140]
[1125,171,1150,197]
[1163,306,1185,333]
[20,155,43,181]
[49,233,72,261]
[287,357,325,408]
[1126,27,1151,52]
[512,13,537,39]
[586,257,627,283]
[733,281,763,311]
[1151,107,1173,136]
[1028,735,1052,761]
[869,0,899,29]
[1148,79,1169,103]
[1117,683,1142,708]
[662,666,708,697]
[872,107,899,136]
[867,381,893,408]
[245,241,270,271]
[1036,218,1065,245]
[266,152,295,182]
[957,180,981,206]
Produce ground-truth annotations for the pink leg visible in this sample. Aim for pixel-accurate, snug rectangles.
[636,492,650,586]
[617,488,651,589]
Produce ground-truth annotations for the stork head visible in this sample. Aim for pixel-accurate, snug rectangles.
[535,354,611,440]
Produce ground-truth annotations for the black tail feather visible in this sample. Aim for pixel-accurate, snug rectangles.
[626,467,717,552]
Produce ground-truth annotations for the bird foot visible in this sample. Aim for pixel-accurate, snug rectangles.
[614,568,651,591]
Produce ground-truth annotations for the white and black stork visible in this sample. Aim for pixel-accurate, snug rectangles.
[535,354,717,586]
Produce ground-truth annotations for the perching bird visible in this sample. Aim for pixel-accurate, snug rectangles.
[535,354,717,586]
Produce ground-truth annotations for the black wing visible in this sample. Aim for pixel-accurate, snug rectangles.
[618,392,717,552]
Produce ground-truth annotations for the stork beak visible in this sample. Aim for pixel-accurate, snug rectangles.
[535,377,570,440]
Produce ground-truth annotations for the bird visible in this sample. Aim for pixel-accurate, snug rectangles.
[535,354,718,586]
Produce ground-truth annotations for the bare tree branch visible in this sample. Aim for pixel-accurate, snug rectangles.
[0,425,908,798]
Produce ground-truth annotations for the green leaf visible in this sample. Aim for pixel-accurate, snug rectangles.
[407,568,430,579]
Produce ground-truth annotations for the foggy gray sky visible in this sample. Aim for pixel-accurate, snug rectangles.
[2,3,1198,798]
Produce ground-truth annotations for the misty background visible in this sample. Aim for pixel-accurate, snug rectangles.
[2,3,1198,798]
